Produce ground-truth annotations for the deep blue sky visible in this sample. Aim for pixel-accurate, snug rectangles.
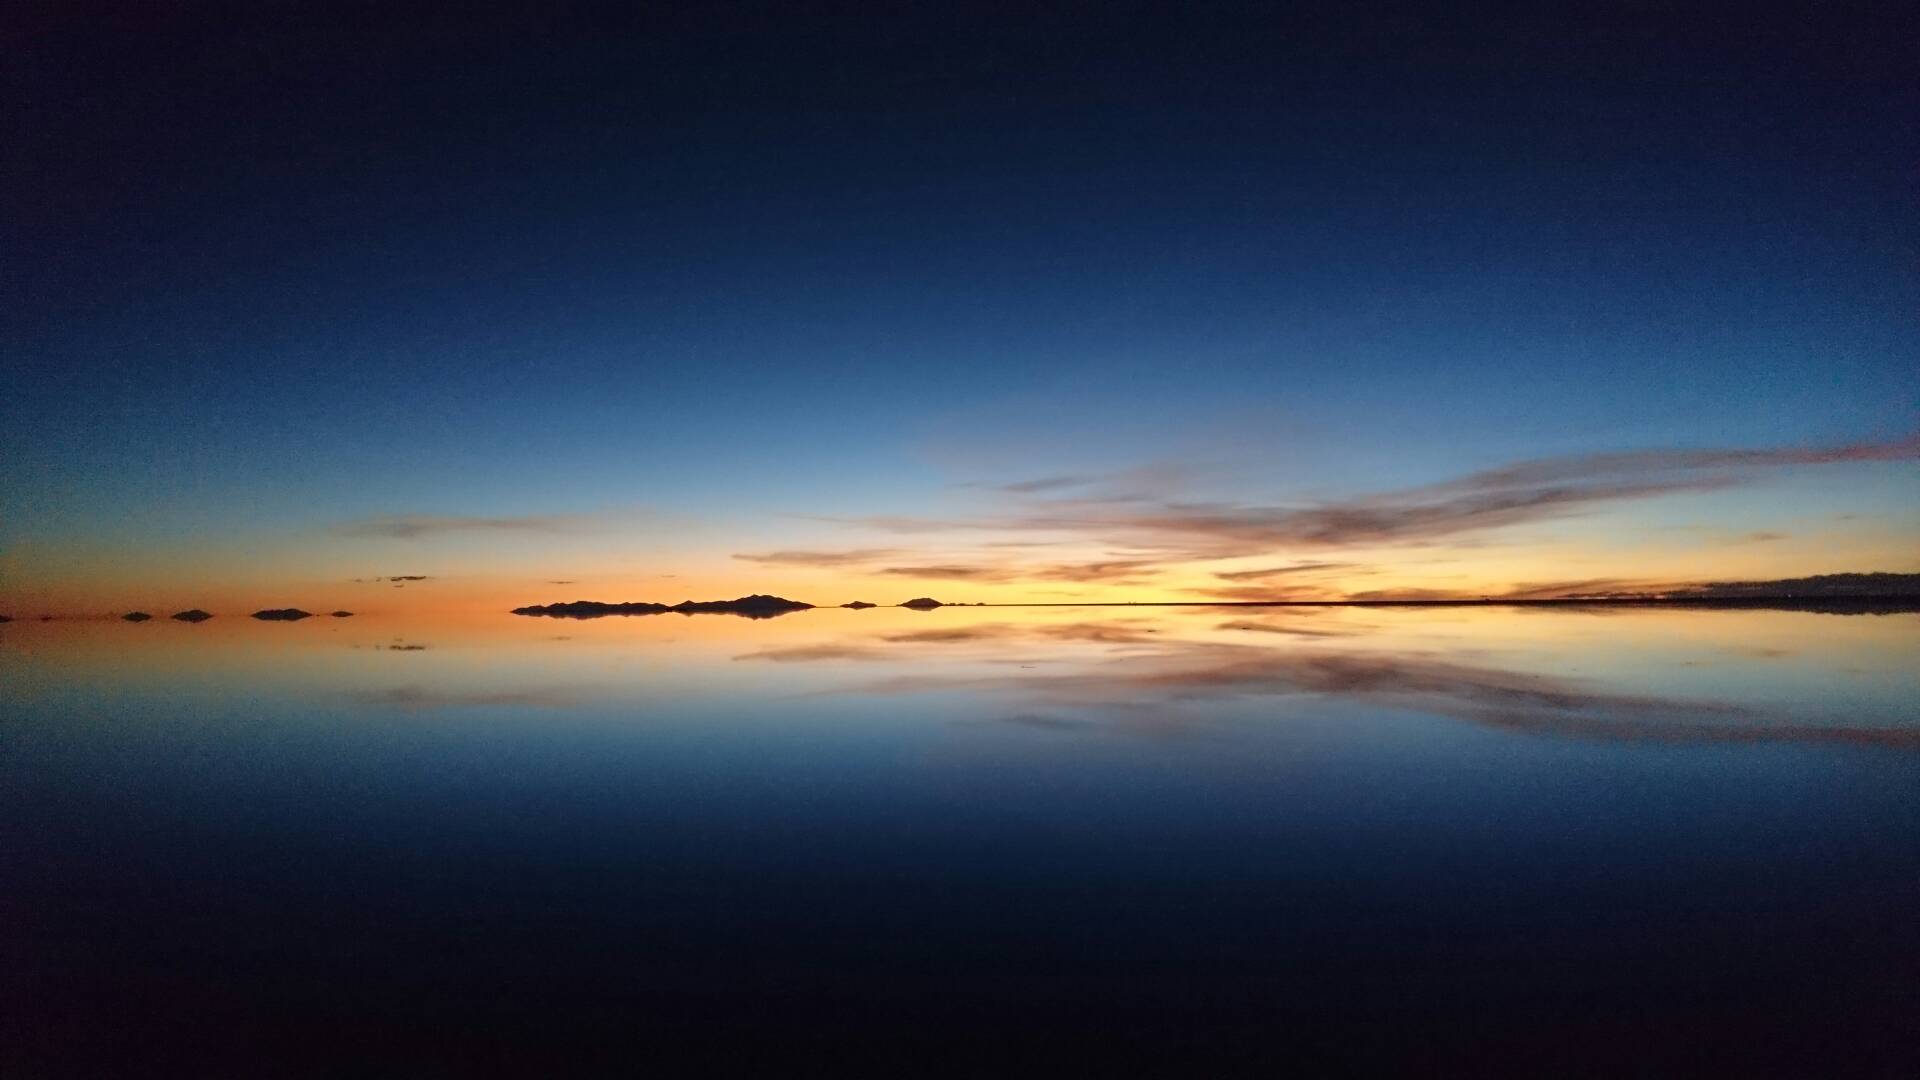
[3,4,1915,605]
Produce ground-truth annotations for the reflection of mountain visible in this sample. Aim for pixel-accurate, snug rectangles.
[252,609,313,621]
[513,595,814,620]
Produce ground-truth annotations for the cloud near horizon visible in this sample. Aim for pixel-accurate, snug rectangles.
[841,434,1919,563]
[281,435,1917,602]
[332,513,595,540]
[732,548,902,567]
[1213,561,1358,582]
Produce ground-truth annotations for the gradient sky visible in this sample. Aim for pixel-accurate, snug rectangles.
[4,5,1915,614]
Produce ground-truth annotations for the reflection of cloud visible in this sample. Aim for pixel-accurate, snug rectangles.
[333,513,591,540]
[881,627,1010,643]
[350,685,591,709]
[1215,620,1348,637]
[839,638,1916,749]
[733,549,902,567]
[732,644,889,662]
[988,713,1096,731]
[1469,712,1919,748]
[1033,621,1161,645]
[733,618,1167,663]
[884,621,1163,646]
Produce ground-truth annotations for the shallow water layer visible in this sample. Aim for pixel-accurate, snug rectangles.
[4,605,1916,1072]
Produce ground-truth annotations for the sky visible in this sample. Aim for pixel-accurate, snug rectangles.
[3,5,1916,614]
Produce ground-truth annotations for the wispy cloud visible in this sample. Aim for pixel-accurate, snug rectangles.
[997,475,1092,494]
[1429,436,1920,493]
[1191,584,1337,602]
[732,548,902,567]
[1493,578,1669,600]
[1212,562,1357,582]
[1028,558,1164,582]
[876,564,1019,581]
[332,513,592,540]
[845,435,1918,560]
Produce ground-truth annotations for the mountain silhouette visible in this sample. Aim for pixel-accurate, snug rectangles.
[252,609,314,621]
[1661,572,1920,599]
[122,611,153,622]
[899,598,944,609]
[171,609,213,622]
[513,595,814,620]
[842,601,877,609]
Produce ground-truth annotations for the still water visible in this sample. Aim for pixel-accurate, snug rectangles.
[5,605,1915,1073]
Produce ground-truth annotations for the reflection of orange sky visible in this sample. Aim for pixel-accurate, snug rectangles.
[7,604,1917,753]
[9,598,1914,667]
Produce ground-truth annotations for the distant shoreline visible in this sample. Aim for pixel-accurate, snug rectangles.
[966,596,1920,610]
[8,595,1917,624]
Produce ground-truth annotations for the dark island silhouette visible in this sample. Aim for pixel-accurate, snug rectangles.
[0,615,11,623]
[58,573,1918,629]
[1653,572,1920,601]
[513,595,816,620]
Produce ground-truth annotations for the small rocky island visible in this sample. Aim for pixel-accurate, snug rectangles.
[171,609,213,622]
[122,611,154,622]
[513,595,815,620]
[899,597,944,609]
[252,608,314,621]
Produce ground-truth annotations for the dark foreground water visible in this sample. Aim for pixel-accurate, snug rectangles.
[4,605,1915,1075]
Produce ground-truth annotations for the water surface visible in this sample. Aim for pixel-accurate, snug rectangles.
[5,605,1915,1073]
